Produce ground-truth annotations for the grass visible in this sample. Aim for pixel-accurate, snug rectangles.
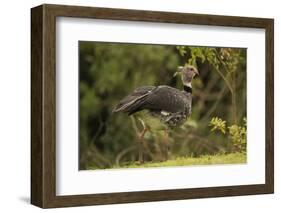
[87,152,246,170]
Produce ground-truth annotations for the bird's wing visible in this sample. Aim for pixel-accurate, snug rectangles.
[113,85,190,115]
[112,86,156,113]
[142,86,188,113]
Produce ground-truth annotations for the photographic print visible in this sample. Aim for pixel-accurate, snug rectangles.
[31,4,274,207]
[79,42,247,170]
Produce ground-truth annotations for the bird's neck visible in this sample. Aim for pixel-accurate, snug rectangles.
[183,82,192,94]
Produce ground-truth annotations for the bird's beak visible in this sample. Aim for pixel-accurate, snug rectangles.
[194,68,199,76]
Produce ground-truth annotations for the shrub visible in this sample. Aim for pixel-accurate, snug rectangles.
[209,117,246,152]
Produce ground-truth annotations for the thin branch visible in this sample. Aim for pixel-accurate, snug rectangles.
[115,146,137,166]
[213,49,234,94]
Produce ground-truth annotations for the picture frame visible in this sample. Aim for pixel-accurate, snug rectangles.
[31,4,274,208]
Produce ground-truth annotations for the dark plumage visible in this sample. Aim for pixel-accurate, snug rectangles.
[113,85,192,128]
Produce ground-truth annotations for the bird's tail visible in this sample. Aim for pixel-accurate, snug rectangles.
[113,95,147,114]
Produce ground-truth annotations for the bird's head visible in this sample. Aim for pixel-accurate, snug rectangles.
[173,65,199,85]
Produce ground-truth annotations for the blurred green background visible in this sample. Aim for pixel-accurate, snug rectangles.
[79,41,247,170]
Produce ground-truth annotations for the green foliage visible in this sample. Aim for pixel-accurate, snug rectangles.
[209,117,226,134]
[209,117,247,152]
[228,118,247,152]
[176,46,187,56]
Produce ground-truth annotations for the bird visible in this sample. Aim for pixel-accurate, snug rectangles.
[113,65,199,163]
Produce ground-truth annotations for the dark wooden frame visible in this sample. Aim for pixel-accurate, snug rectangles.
[31,4,274,208]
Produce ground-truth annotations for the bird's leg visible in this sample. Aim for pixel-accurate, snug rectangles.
[137,128,147,164]
[163,129,170,161]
